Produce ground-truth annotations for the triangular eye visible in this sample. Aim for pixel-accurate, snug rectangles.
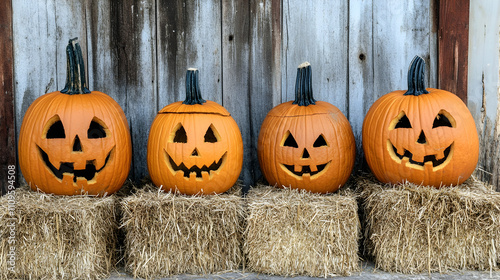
[88,120,107,138]
[433,113,453,128]
[282,131,298,148]
[204,125,218,143]
[173,125,187,143]
[394,113,412,129]
[46,120,66,139]
[313,134,328,147]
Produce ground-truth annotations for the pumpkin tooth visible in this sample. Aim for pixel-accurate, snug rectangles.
[411,153,425,163]
[302,172,311,180]
[62,173,74,184]
[436,149,446,160]
[75,177,89,187]
[201,171,210,180]
[294,165,302,172]
[189,172,197,180]
[424,161,434,172]
[310,164,318,172]
[73,159,87,170]
[401,156,410,166]
[396,146,406,157]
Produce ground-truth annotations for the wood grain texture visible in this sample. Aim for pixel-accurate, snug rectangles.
[372,0,437,97]
[439,0,469,102]
[222,0,282,188]
[282,0,348,112]
[0,0,15,194]
[348,0,374,170]
[108,0,157,180]
[13,0,58,185]
[10,0,445,188]
[157,0,222,108]
[467,1,500,190]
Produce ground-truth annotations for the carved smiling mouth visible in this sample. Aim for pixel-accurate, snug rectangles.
[280,161,331,179]
[38,146,112,183]
[388,141,453,169]
[166,152,226,178]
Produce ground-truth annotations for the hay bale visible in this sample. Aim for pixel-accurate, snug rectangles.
[357,175,500,274]
[244,185,360,277]
[121,184,244,278]
[0,187,117,280]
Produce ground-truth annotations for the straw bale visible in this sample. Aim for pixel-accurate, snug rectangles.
[121,184,244,279]
[0,187,118,280]
[357,175,500,274]
[244,184,360,277]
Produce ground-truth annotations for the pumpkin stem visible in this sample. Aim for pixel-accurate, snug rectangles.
[404,56,429,96]
[183,68,206,105]
[60,38,91,95]
[293,62,316,106]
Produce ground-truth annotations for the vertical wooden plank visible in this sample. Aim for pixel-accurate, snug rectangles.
[467,1,500,189]
[282,0,348,112]
[88,0,156,180]
[13,0,89,186]
[54,1,88,90]
[156,0,222,108]
[86,0,122,105]
[438,0,469,102]
[107,0,157,180]
[13,0,58,185]
[222,0,251,187]
[348,0,374,169]
[248,0,282,184]
[373,0,437,99]
[0,0,15,194]
[222,0,281,188]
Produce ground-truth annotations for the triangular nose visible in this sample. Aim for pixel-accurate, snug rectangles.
[301,148,310,159]
[191,148,199,157]
[417,130,427,144]
[73,135,83,152]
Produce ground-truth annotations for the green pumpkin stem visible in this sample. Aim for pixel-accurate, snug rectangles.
[404,56,429,96]
[293,62,316,106]
[60,38,90,95]
[183,68,206,105]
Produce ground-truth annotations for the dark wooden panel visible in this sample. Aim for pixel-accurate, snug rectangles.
[0,0,15,195]
[156,0,222,108]
[103,0,157,180]
[438,0,469,102]
[222,0,282,188]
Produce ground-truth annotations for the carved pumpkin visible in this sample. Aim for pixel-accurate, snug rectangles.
[147,69,243,195]
[18,38,132,196]
[258,62,355,194]
[362,56,479,187]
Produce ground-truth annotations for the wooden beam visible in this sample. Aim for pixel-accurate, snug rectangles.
[0,0,15,195]
[438,0,469,102]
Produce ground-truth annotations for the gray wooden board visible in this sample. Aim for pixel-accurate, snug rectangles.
[13,0,441,187]
[467,1,500,189]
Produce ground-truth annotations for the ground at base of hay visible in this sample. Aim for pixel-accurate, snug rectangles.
[106,261,500,279]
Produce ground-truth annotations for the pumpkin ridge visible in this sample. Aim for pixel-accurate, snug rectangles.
[60,38,91,95]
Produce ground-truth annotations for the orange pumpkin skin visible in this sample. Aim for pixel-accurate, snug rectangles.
[147,69,243,195]
[258,63,355,194]
[362,56,479,187]
[18,39,131,196]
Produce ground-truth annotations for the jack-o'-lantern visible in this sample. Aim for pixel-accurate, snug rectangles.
[147,69,243,195]
[18,38,132,196]
[362,56,479,187]
[258,62,356,194]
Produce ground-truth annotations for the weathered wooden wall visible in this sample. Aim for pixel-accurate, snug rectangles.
[12,0,438,187]
[468,1,500,188]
